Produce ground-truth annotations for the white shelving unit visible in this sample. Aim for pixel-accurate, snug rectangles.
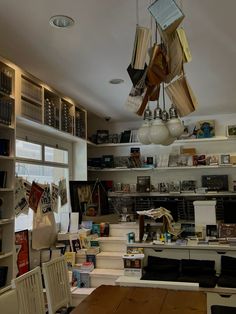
[0,59,15,293]
[88,135,236,191]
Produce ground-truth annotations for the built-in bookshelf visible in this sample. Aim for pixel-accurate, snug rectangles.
[0,60,15,293]
[19,72,87,140]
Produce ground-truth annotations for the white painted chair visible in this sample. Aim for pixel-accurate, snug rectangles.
[42,256,74,314]
[12,266,45,314]
[0,289,18,314]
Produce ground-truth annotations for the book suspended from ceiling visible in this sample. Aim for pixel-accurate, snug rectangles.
[131,26,151,70]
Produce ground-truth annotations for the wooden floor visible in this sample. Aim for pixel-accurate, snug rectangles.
[71,285,207,314]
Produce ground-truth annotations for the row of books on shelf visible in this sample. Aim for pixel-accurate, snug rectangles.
[90,129,139,145]
[0,171,7,188]
[0,98,13,125]
[88,153,236,169]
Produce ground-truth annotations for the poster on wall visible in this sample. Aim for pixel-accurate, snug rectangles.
[40,184,52,214]
[15,177,29,216]
[15,230,30,276]
[59,178,68,206]
[51,183,59,212]
[28,181,44,212]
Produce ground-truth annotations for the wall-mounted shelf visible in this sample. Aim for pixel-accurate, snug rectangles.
[88,164,236,172]
[87,136,235,148]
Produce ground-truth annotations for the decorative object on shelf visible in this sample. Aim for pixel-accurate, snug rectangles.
[169,181,180,193]
[227,124,236,138]
[195,120,215,138]
[96,129,109,144]
[136,176,151,192]
[159,182,169,193]
[220,154,231,165]
[201,175,229,192]
[181,180,196,192]
[206,154,219,166]
[193,154,206,166]
[101,155,114,168]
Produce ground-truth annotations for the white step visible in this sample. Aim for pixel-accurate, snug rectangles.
[89,268,124,288]
[71,287,96,306]
[110,223,139,239]
[97,237,127,252]
[96,251,124,269]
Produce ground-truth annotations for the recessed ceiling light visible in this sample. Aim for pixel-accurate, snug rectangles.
[109,78,124,84]
[49,15,75,28]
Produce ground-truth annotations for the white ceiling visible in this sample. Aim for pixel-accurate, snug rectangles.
[0,0,236,122]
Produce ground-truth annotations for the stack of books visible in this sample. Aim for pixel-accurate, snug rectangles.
[80,261,94,272]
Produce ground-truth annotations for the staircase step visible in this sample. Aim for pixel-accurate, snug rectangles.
[97,237,127,252]
[71,287,96,306]
[110,223,139,238]
[96,251,124,269]
[89,268,124,288]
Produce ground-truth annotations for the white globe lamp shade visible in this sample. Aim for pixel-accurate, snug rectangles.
[167,118,184,138]
[149,119,169,144]
[161,136,176,146]
[137,121,151,145]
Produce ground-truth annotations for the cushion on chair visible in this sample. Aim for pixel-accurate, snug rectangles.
[177,274,218,288]
[145,256,180,273]
[218,255,236,288]
[178,259,217,288]
[220,255,236,275]
[217,274,236,288]
[211,305,236,314]
[180,259,216,276]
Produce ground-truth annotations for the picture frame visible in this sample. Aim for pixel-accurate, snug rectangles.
[220,154,231,165]
[206,154,219,166]
[196,120,215,138]
[227,125,236,138]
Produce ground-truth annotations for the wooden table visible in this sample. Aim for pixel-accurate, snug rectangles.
[71,285,207,314]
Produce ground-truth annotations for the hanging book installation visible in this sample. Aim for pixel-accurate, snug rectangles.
[131,26,151,70]
[165,75,197,117]
[125,25,150,114]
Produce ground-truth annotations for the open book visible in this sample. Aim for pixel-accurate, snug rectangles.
[131,26,151,70]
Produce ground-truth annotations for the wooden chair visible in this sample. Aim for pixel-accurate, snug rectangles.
[42,256,74,314]
[12,266,45,314]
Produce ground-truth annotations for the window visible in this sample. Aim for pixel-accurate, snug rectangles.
[15,139,70,231]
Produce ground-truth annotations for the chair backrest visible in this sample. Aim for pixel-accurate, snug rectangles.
[0,289,18,314]
[12,266,45,314]
[42,256,72,314]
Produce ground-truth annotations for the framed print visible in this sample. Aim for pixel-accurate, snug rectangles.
[220,154,231,165]
[196,120,215,138]
[15,230,30,276]
[227,125,236,138]
[206,154,219,165]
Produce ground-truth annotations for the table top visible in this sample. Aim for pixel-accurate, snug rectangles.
[71,285,207,314]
